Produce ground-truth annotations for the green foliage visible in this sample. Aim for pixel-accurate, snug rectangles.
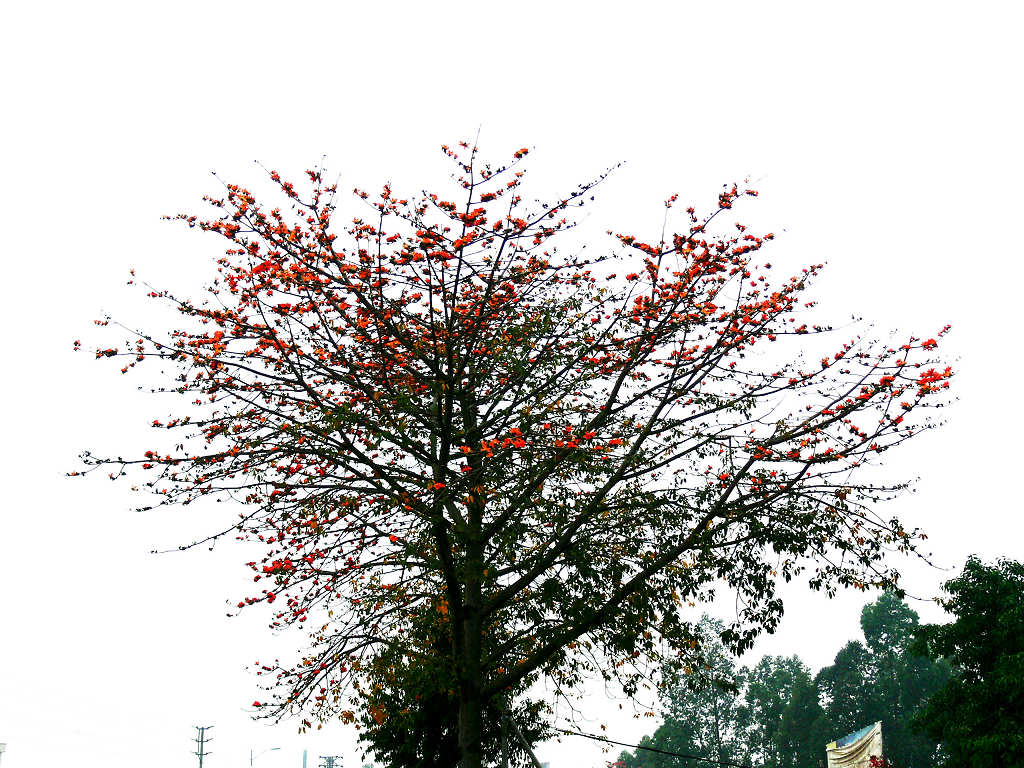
[816,640,876,740]
[662,618,746,768]
[776,670,829,768]
[737,655,809,768]
[814,593,949,768]
[620,593,949,768]
[862,592,918,656]
[912,557,1024,768]
[358,682,546,768]
[861,594,951,768]
[617,618,745,768]
[355,601,547,768]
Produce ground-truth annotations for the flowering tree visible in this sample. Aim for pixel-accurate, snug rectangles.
[79,142,952,768]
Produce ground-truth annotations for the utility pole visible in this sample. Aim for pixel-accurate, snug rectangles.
[318,756,344,768]
[504,713,544,768]
[194,725,214,767]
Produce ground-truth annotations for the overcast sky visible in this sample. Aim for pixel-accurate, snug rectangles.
[2,2,1022,767]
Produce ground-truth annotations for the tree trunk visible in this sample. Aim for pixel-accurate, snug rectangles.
[458,391,486,768]
[457,602,484,768]
[458,509,485,768]
[458,695,483,768]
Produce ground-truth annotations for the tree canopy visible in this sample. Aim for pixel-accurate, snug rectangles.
[80,142,952,768]
[619,594,949,768]
[618,617,745,768]
[815,593,949,768]
[912,557,1024,768]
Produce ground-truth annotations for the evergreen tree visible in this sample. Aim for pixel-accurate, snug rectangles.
[816,640,874,738]
[662,618,746,768]
[622,594,948,768]
[816,594,949,768]
[737,655,808,768]
[912,557,1024,768]
[861,593,949,768]
[619,617,745,768]
[776,669,830,768]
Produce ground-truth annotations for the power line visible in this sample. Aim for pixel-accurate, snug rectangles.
[553,727,755,768]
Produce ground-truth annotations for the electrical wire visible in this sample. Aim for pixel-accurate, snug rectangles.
[553,726,755,768]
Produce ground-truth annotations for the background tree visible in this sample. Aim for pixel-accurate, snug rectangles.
[81,142,952,768]
[624,594,947,768]
[912,557,1024,768]
[775,668,830,768]
[815,639,875,738]
[616,733,675,768]
[861,594,949,768]
[815,594,948,768]
[737,655,808,768]
[618,618,745,768]
[663,618,746,768]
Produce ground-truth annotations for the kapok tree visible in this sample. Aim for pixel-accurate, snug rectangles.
[79,142,952,768]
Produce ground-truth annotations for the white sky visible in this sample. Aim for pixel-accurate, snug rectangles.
[2,2,1022,767]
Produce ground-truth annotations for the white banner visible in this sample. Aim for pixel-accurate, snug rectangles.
[826,721,883,768]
